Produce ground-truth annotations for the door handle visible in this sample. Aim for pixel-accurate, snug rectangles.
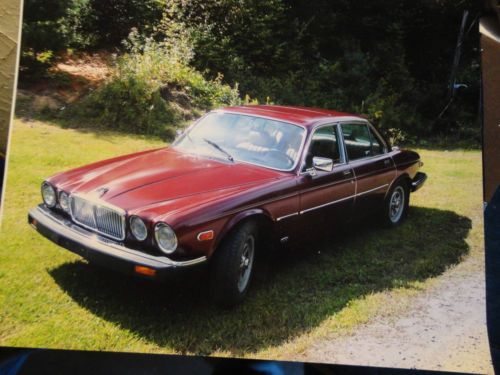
[343,170,352,176]
[384,159,391,165]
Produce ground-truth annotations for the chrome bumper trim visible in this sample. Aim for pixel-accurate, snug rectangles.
[411,172,427,192]
[29,205,207,268]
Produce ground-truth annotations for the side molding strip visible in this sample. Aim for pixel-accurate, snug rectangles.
[276,212,299,222]
[355,183,389,197]
[277,183,390,220]
[299,194,354,215]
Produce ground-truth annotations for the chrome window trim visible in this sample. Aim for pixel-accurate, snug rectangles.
[337,122,348,166]
[283,118,392,220]
[297,122,347,176]
[69,192,126,241]
[298,118,391,174]
[339,120,389,163]
[173,110,308,173]
[367,122,389,153]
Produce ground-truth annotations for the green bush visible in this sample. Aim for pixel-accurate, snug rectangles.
[75,31,240,136]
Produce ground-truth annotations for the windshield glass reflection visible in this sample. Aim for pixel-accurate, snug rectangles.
[173,112,305,171]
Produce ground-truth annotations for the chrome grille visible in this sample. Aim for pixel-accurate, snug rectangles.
[70,195,125,241]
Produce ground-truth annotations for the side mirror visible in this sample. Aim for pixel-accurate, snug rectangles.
[391,146,400,152]
[312,156,334,172]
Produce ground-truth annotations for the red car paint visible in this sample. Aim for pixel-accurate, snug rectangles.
[42,105,424,260]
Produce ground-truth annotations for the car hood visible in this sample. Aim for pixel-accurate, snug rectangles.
[49,147,284,212]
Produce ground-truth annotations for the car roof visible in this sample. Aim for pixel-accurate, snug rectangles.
[217,105,365,127]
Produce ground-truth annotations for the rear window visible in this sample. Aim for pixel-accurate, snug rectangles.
[341,123,386,161]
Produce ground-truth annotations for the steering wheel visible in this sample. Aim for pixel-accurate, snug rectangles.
[265,149,295,168]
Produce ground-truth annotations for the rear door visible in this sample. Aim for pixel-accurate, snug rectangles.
[339,122,396,217]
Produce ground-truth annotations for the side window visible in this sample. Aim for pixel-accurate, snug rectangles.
[368,126,386,155]
[341,123,372,161]
[304,125,342,170]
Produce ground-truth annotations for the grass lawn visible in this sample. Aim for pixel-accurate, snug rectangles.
[0,118,484,359]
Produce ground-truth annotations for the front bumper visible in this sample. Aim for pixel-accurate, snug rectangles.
[28,205,207,281]
[411,172,427,192]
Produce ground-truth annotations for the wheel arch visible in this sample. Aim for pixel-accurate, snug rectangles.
[385,173,412,200]
[214,209,276,254]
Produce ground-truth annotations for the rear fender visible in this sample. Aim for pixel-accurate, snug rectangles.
[385,174,411,200]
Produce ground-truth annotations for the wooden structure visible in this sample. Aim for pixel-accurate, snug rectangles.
[481,4,500,203]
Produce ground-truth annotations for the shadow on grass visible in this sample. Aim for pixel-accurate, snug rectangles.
[15,84,182,143]
[17,113,173,144]
[15,98,169,144]
[49,206,471,355]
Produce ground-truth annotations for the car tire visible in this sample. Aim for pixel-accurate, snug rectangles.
[209,221,257,308]
[383,180,410,227]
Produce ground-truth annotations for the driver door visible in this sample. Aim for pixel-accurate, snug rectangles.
[297,124,355,239]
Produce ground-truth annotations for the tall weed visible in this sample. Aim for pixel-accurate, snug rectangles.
[76,30,239,137]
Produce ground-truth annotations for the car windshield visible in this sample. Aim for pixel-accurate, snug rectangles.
[173,112,305,171]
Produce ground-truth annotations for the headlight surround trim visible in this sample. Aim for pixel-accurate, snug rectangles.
[154,222,178,254]
[130,215,148,241]
[41,181,57,208]
[59,191,70,213]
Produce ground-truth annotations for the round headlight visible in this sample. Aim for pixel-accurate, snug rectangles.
[41,182,56,207]
[59,191,70,212]
[154,222,177,254]
[130,216,148,241]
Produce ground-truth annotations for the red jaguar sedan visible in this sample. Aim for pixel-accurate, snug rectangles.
[28,105,426,307]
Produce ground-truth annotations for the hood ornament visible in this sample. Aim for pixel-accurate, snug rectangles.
[95,187,109,198]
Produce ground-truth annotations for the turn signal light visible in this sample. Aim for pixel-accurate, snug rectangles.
[134,265,156,277]
[197,230,214,242]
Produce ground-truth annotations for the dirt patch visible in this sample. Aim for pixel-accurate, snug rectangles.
[301,257,493,373]
[54,52,111,84]
[16,52,114,119]
[20,51,112,104]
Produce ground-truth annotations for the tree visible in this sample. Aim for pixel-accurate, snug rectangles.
[20,0,73,76]
[78,0,166,48]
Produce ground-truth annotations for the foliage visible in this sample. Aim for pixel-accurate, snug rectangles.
[162,0,481,140]
[19,0,166,79]
[76,0,166,48]
[19,0,481,140]
[74,31,239,136]
[20,0,72,78]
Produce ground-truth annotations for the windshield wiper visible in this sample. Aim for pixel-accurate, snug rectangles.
[203,138,234,162]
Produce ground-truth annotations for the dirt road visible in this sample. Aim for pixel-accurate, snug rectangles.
[302,257,494,373]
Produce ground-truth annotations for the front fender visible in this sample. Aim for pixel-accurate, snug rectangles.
[214,208,275,251]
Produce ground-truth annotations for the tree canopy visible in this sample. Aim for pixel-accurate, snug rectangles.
[20,0,481,141]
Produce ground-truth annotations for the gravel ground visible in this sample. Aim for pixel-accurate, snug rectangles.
[302,257,494,373]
